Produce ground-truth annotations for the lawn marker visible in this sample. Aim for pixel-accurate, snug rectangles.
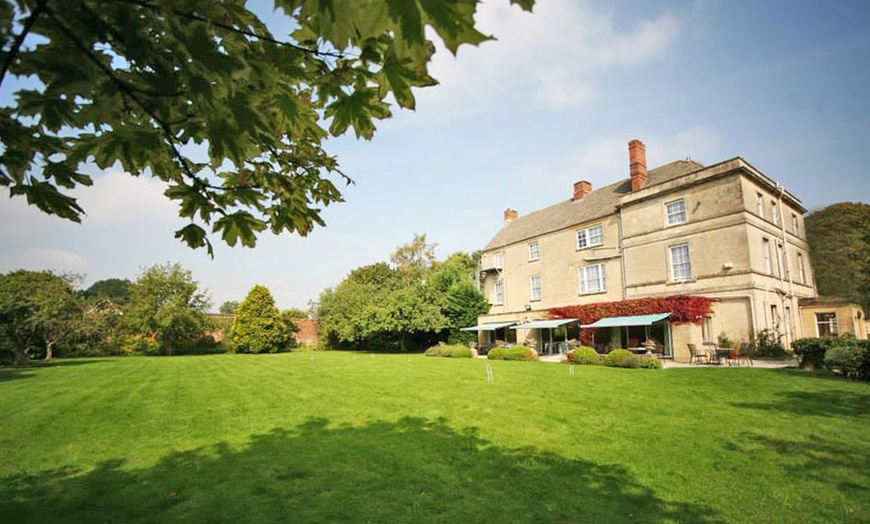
[485,363,493,384]
[569,364,575,377]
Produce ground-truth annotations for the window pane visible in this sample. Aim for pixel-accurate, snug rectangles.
[579,264,605,294]
[589,225,603,246]
[495,281,504,304]
[666,200,687,225]
[670,245,691,281]
[530,275,541,301]
[577,230,587,249]
[529,242,539,261]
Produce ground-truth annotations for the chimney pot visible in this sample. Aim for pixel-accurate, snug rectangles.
[503,208,518,226]
[573,180,592,200]
[629,139,648,191]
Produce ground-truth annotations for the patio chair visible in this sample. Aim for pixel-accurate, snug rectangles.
[738,343,754,367]
[687,343,707,365]
[702,342,721,365]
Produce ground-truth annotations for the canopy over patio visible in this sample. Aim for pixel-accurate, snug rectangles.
[459,321,517,332]
[509,319,577,330]
[581,313,671,329]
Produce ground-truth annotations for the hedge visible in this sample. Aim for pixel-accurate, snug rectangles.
[604,349,641,369]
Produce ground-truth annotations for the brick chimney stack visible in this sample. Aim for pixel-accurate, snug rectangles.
[503,208,518,227]
[629,139,648,191]
[573,180,592,200]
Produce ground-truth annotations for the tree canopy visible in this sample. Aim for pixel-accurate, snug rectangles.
[0,270,81,363]
[318,237,488,351]
[127,262,210,354]
[0,0,534,255]
[232,284,291,353]
[805,202,870,309]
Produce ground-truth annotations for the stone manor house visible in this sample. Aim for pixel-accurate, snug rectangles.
[471,139,867,362]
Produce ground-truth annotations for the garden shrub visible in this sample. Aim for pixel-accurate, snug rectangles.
[570,346,602,365]
[451,346,473,358]
[232,285,291,354]
[604,349,641,369]
[792,337,831,370]
[640,357,663,369]
[749,329,789,358]
[487,347,506,360]
[824,344,866,379]
[439,345,455,358]
[425,345,441,357]
[504,345,537,361]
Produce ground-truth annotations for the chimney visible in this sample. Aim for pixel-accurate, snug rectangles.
[503,208,518,226]
[629,139,648,191]
[573,180,592,200]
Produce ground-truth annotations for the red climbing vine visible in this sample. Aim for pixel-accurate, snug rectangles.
[549,295,716,326]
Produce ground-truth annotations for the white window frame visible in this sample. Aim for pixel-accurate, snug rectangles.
[494,281,504,305]
[756,193,764,218]
[776,243,785,277]
[784,306,793,344]
[771,200,779,225]
[493,252,503,270]
[815,312,838,337]
[528,242,539,262]
[763,238,772,275]
[770,304,779,333]
[530,275,541,301]
[702,317,714,343]
[798,253,806,284]
[576,224,604,250]
[578,264,606,294]
[669,244,692,282]
[792,214,799,236]
[665,199,687,226]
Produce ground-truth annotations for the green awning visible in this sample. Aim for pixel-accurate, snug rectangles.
[510,319,577,330]
[459,322,516,332]
[581,313,671,329]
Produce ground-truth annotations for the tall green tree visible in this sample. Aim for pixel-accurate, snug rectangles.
[0,0,535,254]
[232,284,291,353]
[219,300,239,315]
[128,262,210,355]
[0,270,82,364]
[443,280,489,344]
[806,203,870,308]
[81,278,133,305]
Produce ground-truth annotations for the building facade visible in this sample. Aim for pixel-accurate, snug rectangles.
[475,140,823,362]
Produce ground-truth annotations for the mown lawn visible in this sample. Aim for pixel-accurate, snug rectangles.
[1,352,868,523]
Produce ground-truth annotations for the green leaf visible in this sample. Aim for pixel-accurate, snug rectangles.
[419,0,494,55]
[213,211,267,248]
[325,88,391,139]
[174,224,214,257]
[10,182,84,222]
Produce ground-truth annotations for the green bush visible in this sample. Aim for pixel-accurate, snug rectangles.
[504,345,537,361]
[118,335,160,356]
[604,349,641,369]
[749,329,789,358]
[792,338,831,370]
[451,346,473,358]
[487,347,506,360]
[424,345,441,357]
[439,345,455,358]
[570,346,602,365]
[824,344,866,379]
[640,357,663,369]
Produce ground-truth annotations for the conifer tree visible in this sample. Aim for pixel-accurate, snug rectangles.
[232,285,291,354]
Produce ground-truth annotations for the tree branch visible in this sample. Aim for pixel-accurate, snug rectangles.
[0,0,47,88]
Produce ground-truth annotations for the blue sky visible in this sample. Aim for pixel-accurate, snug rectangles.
[2,0,870,310]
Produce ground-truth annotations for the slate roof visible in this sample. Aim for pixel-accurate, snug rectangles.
[484,160,705,250]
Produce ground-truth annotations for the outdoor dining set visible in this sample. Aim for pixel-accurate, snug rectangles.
[687,342,754,366]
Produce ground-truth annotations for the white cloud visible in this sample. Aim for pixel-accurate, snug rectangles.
[0,247,90,274]
[416,0,683,117]
[76,169,177,225]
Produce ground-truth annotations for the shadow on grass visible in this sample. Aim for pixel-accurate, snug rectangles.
[1,417,718,523]
[0,358,106,383]
[732,389,870,419]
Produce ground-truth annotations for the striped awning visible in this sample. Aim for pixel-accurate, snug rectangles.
[459,322,516,332]
[510,319,578,330]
